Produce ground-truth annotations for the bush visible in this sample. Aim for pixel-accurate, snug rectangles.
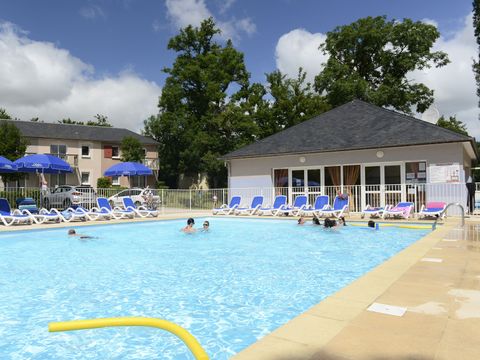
[97,177,112,188]
[156,180,169,189]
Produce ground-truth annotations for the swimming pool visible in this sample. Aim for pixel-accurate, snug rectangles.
[0,218,429,359]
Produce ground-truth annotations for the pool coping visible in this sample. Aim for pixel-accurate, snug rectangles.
[231,219,462,359]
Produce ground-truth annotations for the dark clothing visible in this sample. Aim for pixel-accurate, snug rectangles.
[466,182,475,214]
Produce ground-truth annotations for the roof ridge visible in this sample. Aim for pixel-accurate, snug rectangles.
[4,119,126,130]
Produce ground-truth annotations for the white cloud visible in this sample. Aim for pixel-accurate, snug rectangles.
[275,29,327,83]
[219,0,235,14]
[0,22,160,131]
[79,5,105,20]
[421,18,439,28]
[164,0,255,40]
[411,13,480,137]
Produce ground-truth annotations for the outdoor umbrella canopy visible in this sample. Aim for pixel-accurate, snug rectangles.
[0,156,18,173]
[14,154,72,174]
[104,162,153,176]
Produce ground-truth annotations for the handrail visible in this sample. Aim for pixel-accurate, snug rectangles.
[49,317,209,360]
[433,202,465,230]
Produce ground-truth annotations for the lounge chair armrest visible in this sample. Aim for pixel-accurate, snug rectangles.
[12,209,23,215]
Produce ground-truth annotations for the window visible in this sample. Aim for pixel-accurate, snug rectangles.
[343,165,361,185]
[325,166,341,186]
[112,146,120,158]
[50,144,67,158]
[365,166,380,185]
[81,145,90,158]
[273,169,288,187]
[291,170,305,187]
[81,172,90,185]
[142,148,147,158]
[307,169,321,187]
[112,176,120,185]
[384,165,401,185]
[405,161,427,184]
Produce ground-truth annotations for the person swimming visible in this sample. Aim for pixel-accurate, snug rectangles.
[182,218,196,233]
[68,229,95,239]
[323,218,337,228]
[297,217,306,225]
[368,220,379,230]
[201,220,210,232]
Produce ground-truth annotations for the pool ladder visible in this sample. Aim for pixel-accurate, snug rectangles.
[432,202,465,230]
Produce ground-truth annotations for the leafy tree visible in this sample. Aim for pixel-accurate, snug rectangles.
[120,136,145,162]
[260,68,330,138]
[436,115,469,136]
[314,16,449,114]
[473,0,480,116]
[144,18,254,188]
[87,114,112,127]
[59,118,85,125]
[0,108,11,119]
[0,121,28,183]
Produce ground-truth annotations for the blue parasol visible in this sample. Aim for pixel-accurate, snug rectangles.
[104,162,152,176]
[14,154,72,174]
[0,156,18,173]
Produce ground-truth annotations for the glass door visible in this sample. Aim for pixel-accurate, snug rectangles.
[384,165,402,206]
[364,166,381,207]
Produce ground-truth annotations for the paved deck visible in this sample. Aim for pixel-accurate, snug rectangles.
[233,218,480,360]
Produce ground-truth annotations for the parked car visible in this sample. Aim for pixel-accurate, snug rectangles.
[43,185,97,209]
[108,188,160,209]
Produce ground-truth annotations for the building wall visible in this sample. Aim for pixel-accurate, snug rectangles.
[20,138,158,188]
[229,143,467,187]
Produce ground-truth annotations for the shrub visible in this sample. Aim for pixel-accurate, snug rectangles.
[97,177,112,188]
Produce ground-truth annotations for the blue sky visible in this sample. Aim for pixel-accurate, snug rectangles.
[0,0,478,136]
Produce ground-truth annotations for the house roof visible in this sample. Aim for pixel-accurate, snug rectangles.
[1,120,158,145]
[223,100,478,160]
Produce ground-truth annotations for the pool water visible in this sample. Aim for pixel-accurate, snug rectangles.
[0,218,429,359]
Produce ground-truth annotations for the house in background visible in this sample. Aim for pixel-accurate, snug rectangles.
[1,120,159,188]
[222,100,478,211]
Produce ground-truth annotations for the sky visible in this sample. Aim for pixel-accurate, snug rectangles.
[0,0,478,137]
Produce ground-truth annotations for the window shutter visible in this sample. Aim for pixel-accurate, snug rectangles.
[104,145,112,158]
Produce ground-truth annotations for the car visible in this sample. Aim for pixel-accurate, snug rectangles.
[43,185,97,209]
[108,188,160,209]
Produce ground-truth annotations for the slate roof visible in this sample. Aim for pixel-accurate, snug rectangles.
[1,120,158,145]
[223,100,477,160]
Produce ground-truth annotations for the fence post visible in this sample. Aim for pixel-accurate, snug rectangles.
[189,189,192,210]
[161,189,164,210]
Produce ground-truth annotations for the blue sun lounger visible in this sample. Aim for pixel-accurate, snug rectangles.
[212,196,241,215]
[300,195,329,216]
[91,197,135,220]
[235,195,264,216]
[123,197,158,218]
[258,195,287,216]
[276,195,308,216]
[0,198,33,226]
[318,196,349,218]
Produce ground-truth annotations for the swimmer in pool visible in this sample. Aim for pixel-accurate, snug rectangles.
[182,218,197,233]
[68,229,95,239]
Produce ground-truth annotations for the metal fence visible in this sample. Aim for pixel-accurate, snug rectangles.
[0,183,477,215]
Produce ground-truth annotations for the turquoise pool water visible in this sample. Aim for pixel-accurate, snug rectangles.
[0,219,429,359]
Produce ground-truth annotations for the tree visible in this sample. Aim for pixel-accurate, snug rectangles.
[259,68,330,138]
[314,16,449,114]
[436,115,469,136]
[120,136,145,162]
[87,114,112,127]
[59,118,85,125]
[473,0,480,117]
[0,121,28,183]
[0,108,11,119]
[144,18,253,188]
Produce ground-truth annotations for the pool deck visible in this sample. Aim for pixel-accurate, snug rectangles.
[1,212,479,359]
